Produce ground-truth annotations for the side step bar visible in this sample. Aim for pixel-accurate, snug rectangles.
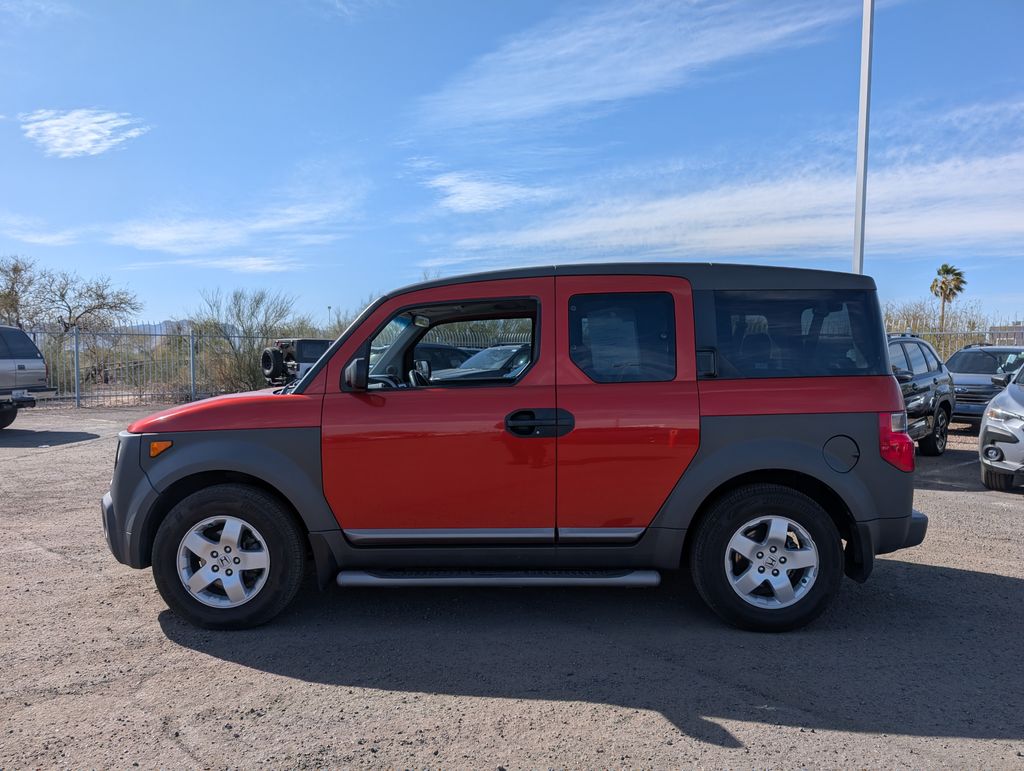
[336,569,661,588]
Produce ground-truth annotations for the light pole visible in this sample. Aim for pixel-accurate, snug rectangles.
[853,0,875,275]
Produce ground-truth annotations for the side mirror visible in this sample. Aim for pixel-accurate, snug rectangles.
[893,368,914,384]
[343,357,368,391]
[414,359,432,379]
[991,373,1011,388]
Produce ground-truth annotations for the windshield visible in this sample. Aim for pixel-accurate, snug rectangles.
[946,349,1024,375]
[368,315,411,371]
[459,346,519,370]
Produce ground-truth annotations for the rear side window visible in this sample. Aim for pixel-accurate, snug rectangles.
[568,292,675,383]
[905,343,928,375]
[0,328,42,359]
[711,290,885,379]
[921,345,941,372]
[888,343,910,372]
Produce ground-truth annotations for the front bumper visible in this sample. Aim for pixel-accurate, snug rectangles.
[952,402,990,422]
[102,432,160,568]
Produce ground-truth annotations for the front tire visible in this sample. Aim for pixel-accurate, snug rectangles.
[0,407,17,430]
[690,484,843,632]
[917,407,949,456]
[152,484,306,629]
[981,465,1014,491]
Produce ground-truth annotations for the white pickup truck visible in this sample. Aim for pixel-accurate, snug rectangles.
[0,325,55,429]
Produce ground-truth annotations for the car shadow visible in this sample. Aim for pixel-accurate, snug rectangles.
[0,429,100,448]
[160,560,1024,748]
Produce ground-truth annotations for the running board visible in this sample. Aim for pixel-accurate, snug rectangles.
[336,569,661,588]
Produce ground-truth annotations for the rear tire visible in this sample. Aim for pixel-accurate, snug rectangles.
[917,407,949,456]
[0,407,17,430]
[690,484,843,632]
[981,465,1014,491]
[152,484,306,629]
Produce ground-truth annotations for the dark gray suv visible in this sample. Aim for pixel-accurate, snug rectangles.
[887,334,955,455]
[0,325,54,429]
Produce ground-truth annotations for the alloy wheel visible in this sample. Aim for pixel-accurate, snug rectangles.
[176,515,271,608]
[723,515,819,609]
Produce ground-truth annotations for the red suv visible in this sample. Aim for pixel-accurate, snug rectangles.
[102,264,927,632]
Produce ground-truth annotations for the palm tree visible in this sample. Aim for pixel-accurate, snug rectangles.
[930,263,967,332]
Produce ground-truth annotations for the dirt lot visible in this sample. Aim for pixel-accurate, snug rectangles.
[1,406,1022,768]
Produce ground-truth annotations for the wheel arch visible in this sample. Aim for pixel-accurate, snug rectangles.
[139,470,309,568]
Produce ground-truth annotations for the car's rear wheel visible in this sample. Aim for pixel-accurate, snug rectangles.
[690,484,843,632]
[0,407,17,430]
[981,465,1014,491]
[917,407,949,456]
[152,484,306,629]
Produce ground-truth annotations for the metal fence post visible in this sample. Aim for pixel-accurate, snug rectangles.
[189,328,197,402]
[73,326,81,408]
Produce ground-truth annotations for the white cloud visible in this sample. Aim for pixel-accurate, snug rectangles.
[107,200,353,255]
[125,256,302,273]
[0,0,74,24]
[0,212,82,245]
[425,172,556,213]
[430,150,1024,267]
[421,0,858,128]
[20,109,149,158]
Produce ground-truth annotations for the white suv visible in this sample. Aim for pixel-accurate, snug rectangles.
[0,325,54,429]
[979,367,1024,490]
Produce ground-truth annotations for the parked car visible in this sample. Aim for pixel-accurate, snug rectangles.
[261,338,332,386]
[946,345,1024,425]
[978,366,1024,490]
[0,324,55,429]
[431,343,532,382]
[102,264,927,633]
[886,333,955,455]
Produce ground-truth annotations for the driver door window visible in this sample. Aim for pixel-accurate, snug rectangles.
[365,299,537,389]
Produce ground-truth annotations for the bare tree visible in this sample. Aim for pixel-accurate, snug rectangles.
[0,256,40,328]
[35,270,142,332]
[191,288,308,392]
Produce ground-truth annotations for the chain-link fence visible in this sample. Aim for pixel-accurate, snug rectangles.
[25,319,1024,409]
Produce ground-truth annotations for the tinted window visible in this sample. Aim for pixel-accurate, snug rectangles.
[296,340,330,362]
[888,342,910,372]
[568,292,675,383]
[905,343,928,375]
[0,333,10,360]
[946,349,1024,375]
[0,328,41,358]
[711,290,885,379]
[921,345,941,372]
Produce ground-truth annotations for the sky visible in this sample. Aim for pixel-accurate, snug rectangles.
[1,0,1022,325]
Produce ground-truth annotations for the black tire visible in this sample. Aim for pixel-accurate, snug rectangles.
[261,347,285,380]
[690,484,843,632]
[981,465,1014,491]
[0,407,17,430]
[917,406,949,456]
[152,484,306,629]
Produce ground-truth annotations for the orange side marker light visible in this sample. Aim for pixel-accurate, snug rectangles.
[149,440,173,458]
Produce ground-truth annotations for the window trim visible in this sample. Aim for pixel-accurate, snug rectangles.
[567,290,678,384]
[342,295,543,392]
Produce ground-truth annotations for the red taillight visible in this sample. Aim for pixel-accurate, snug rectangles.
[879,412,915,472]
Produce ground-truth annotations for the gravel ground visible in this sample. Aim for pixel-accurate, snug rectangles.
[1,406,1022,768]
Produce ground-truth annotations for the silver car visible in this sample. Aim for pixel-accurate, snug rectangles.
[0,325,54,429]
[978,366,1024,490]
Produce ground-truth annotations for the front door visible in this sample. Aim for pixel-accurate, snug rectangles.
[321,278,557,543]
[554,275,700,541]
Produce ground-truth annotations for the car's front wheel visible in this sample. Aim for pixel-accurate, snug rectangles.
[0,407,18,430]
[690,484,843,632]
[152,484,306,629]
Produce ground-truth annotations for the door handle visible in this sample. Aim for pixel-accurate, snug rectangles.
[504,408,575,438]
[16,364,26,370]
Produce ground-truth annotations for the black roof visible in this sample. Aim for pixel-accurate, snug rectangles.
[393,262,877,296]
